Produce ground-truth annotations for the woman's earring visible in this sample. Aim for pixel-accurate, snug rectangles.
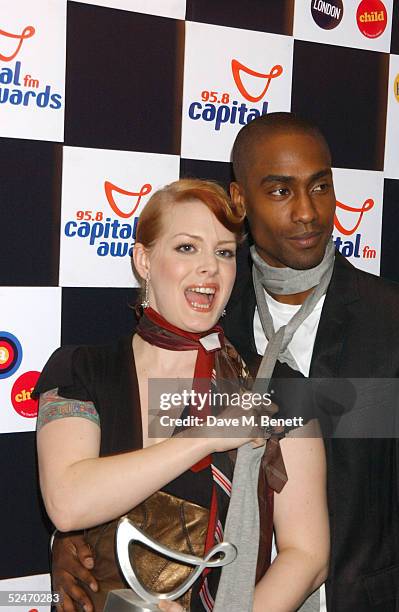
[141,275,150,309]
[221,309,226,317]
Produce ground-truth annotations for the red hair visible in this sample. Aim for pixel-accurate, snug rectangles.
[135,178,245,248]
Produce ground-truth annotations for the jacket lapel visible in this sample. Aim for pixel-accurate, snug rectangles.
[224,243,257,358]
[310,253,360,378]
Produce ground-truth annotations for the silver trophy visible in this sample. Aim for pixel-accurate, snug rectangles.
[104,516,237,612]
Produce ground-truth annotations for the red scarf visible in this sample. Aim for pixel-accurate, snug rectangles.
[136,307,224,420]
[136,307,224,560]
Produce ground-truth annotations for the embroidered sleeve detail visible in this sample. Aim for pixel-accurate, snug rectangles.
[37,387,100,431]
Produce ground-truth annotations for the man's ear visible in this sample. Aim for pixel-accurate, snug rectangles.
[230,182,246,219]
[132,242,150,280]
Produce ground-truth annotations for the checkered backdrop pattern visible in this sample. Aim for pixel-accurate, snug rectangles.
[1,0,399,607]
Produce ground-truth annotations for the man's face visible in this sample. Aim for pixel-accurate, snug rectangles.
[231,131,336,270]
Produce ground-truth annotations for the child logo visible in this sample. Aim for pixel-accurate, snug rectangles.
[104,181,152,218]
[356,0,387,39]
[0,25,35,62]
[11,370,40,418]
[231,60,283,103]
[0,331,23,379]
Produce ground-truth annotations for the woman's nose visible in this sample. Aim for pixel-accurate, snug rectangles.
[197,251,218,275]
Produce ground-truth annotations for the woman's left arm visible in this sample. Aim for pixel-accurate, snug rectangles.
[253,431,329,612]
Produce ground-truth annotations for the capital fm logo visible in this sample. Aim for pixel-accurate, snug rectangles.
[356,0,387,39]
[63,181,153,258]
[333,198,377,260]
[187,58,283,131]
[0,331,23,379]
[311,0,344,30]
[0,22,62,110]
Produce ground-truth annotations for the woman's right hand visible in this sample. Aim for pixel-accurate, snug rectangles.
[181,402,266,454]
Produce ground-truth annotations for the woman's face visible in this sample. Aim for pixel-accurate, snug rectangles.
[142,199,237,333]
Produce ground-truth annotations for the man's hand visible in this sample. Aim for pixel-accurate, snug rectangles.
[52,532,98,612]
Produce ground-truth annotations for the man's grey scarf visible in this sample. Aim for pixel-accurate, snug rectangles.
[252,239,335,379]
[214,241,335,611]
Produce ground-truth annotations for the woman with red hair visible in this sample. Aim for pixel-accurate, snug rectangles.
[36,179,328,612]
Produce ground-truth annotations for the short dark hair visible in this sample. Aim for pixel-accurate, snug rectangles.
[231,112,331,183]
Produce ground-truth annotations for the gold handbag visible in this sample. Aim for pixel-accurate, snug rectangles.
[80,490,209,611]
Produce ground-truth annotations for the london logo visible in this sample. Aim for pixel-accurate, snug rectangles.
[356,0,387,39]
[334,198,377,259]
[311,0,344,30]
[187,59,283,132]
[0,331,23,380]
[63,181,153,258]
[0,23,62,110]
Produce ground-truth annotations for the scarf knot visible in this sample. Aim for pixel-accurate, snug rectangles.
[251,240,335,376]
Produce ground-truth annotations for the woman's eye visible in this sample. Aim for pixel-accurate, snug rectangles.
[176,244,196,253]
[216,249,236,258]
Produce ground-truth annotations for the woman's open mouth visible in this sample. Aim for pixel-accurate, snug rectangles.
[184,285,217,311]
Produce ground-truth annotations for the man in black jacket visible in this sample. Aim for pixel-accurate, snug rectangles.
[223,112,399,612]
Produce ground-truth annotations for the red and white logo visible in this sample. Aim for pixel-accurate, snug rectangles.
[104,181,152,218]
[356,0,387,39]
[334,198,375,235]
[59,146,179,287]
[231,60,283,103]
[0,24,35,62]
[11,370,40,418]
[333,189,380,266]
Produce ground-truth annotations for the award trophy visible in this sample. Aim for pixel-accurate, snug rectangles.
[104,516,237,612]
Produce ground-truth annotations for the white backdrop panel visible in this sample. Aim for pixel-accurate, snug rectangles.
[0,573,51,612]
[0,0,66,141]
[59,147,180,288]
[69,0,186,19]
[0,287,61,434]
[294,0,393,53]
[181,22,293,162]
[332,167,384,275]
[384,54,399,179]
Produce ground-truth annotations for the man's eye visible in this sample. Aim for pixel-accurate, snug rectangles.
[313,182,330,192]
[176,244,196,253]
[270,188,290,197]
[216,249,236,259]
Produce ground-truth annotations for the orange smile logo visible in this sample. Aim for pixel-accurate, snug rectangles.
[104,181,152,218]
[231,59,283,102]
[0,25,35,62]
[334,198,374,235]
